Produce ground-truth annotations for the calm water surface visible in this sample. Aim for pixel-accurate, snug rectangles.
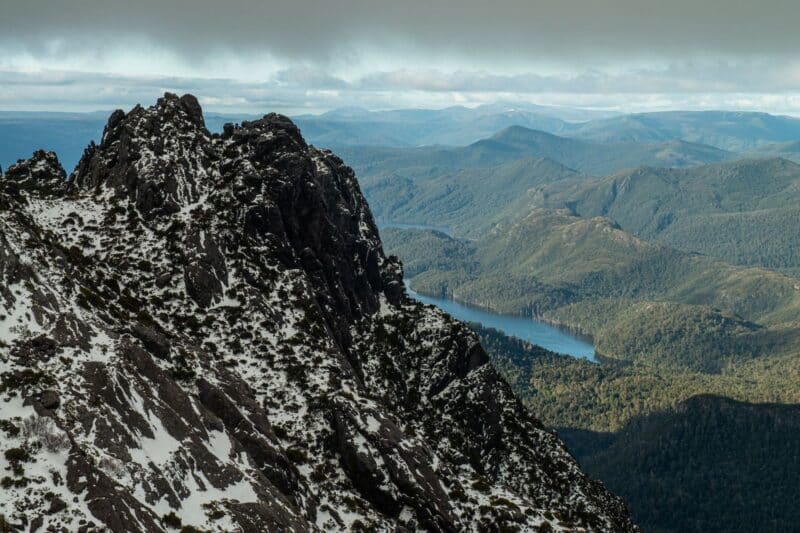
[377,221,453,234]
[405,281,596,361]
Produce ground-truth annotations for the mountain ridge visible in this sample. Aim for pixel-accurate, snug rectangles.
[569,110,800,151]
[0,93,635,532]
[531,157,800,273]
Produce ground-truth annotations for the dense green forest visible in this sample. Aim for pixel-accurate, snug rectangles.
[746,140,800,163]
[473,324,800,432]
[530,157,800,273]
[366,157,584,237]
[468,324,800,533]
[559,396,800,533]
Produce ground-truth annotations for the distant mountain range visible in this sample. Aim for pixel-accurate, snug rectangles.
[569,111,800,152]
[342,124,744,238]
[298,107,800,152]
[292,101,614,148]
[5,104,800,173]
[0,101,613,173]
[295,107,800,152]
[343,125,734,179]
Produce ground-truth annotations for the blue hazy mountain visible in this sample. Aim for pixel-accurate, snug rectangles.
[296,107,800,152]
[569,110,800,151]
[4,104,800,174]
[341,125,733,179]
[292,102,591,148]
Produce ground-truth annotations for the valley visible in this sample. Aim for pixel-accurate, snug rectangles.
[359,110,800,533]
[383,211,800,372]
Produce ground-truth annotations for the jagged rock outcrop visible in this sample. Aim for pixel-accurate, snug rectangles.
[2,150,67,197]
[0,93,637,532]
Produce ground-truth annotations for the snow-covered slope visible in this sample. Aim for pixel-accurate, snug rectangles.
[0,93,636,532]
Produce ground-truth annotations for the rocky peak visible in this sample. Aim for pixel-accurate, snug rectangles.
[223,112,307,150]
[0,94,636,532]
[1,150,67,197]
[71,92,213,218]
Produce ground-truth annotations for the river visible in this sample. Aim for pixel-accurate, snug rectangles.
[404,282,596,361]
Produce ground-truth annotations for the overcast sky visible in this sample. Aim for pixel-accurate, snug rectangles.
[1,0,799,114]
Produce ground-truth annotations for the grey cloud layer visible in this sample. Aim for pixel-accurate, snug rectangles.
[2,1,798,113]
[3,68,800,115]
[2,0,800,63]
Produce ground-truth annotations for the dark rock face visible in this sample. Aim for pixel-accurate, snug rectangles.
[73,93,210,218]
[38,389,60,410]
[130,322,172,360]
[0,94,637,532]
[3,150,67,196]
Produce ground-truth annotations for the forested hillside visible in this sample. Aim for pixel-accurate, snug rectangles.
[366,157,584,236]
[560,396,800,533]
[468,324,800,532]
[530,157,800,274]
[347,127,739,236]
[383,210,800,372]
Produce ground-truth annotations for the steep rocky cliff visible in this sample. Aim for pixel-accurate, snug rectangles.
[0,93,636,532]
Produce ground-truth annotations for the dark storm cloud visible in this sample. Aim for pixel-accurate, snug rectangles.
[1,0,800,63]
[2,1,799,113]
